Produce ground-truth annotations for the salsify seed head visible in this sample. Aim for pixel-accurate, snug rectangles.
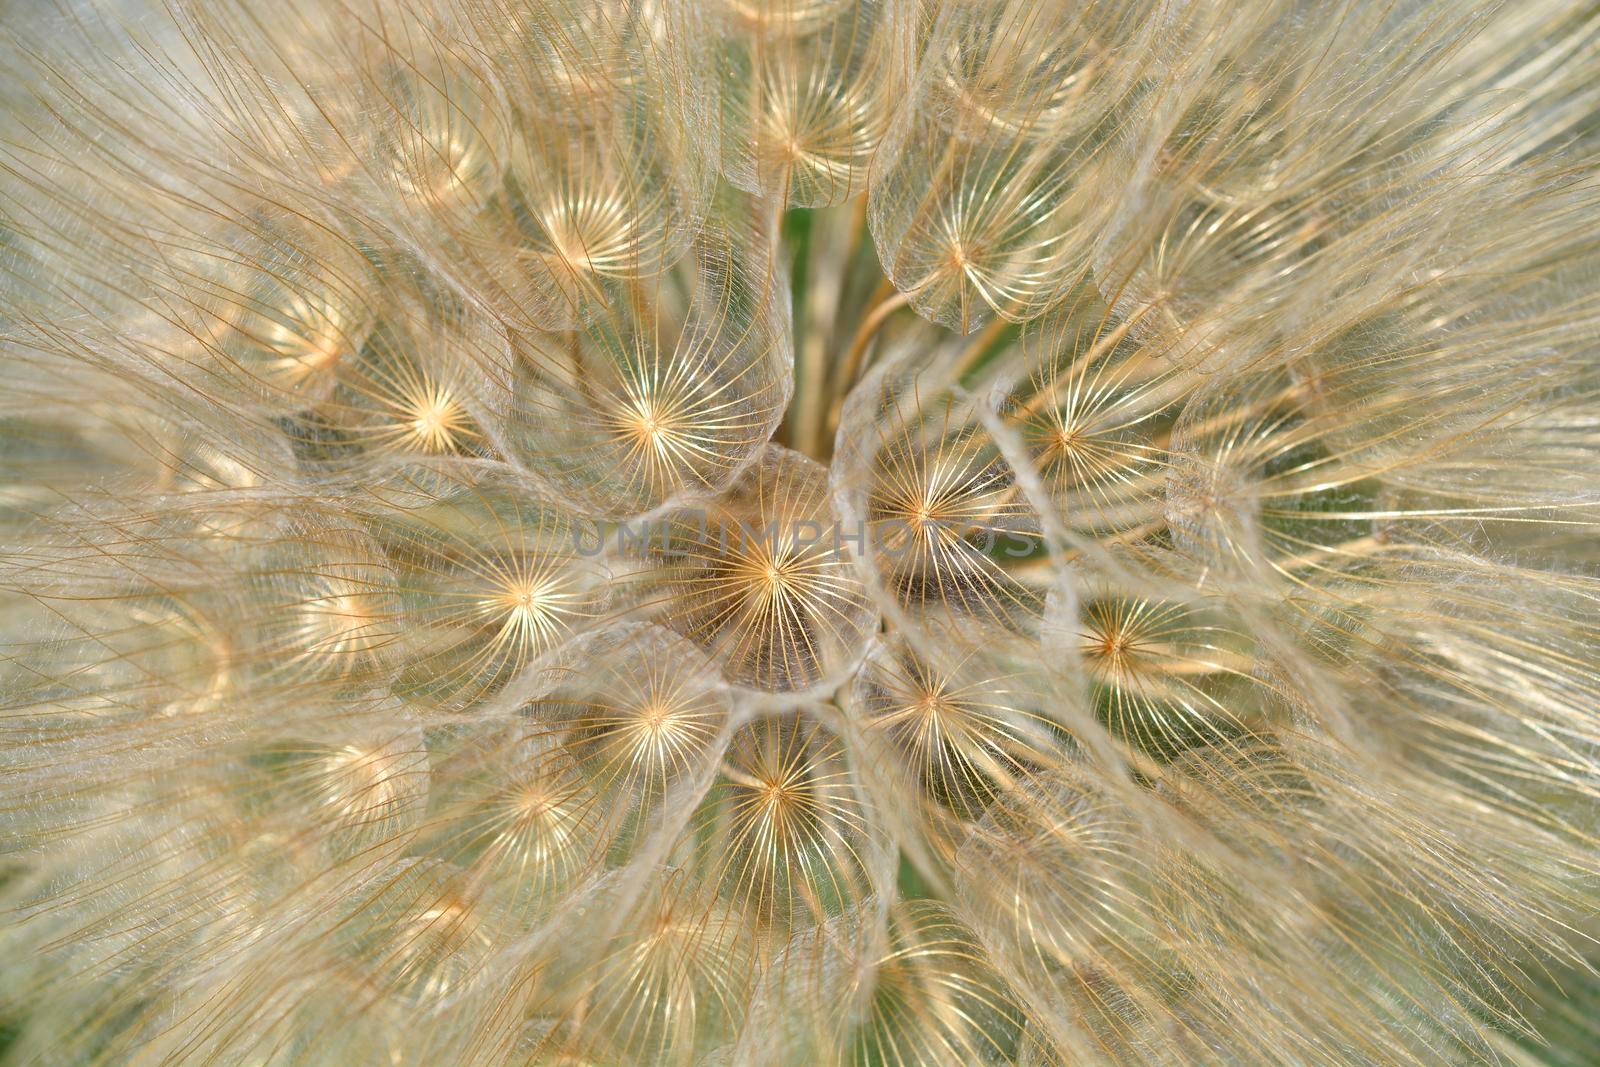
[2,0,1599,1065]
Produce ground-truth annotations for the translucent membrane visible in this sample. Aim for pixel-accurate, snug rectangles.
[442,0,720,330]
[716,0,910,207]
[239,519,406,691]
[517,869,754,1065]
[2,0,1599,1062]
[339,857,504,1005]
[500,220,793,519]
[373,67,511,225]
[371,481,613,710]
[535,623,731,818]
[950,775,1205,1063]
[418,721,617,919]
[640,445,878,692]
[686,709,879,935]
[0,502,403,727]
[737,899,1021,1065]
[1164,175,1600,586]
[199,219,382,416]
[869,0,1201,331]
[833,334,1048,646]
[1094,2,1511,355]
[252,724,432,863]
[1271,546,1600,867]
[850,633,1079,856]
[0,405,289,538]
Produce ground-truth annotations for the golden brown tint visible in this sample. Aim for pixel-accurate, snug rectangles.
[1,0,1598,1063]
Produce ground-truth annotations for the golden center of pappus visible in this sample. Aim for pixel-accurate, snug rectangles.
[649,450,879,692]
[729,531,825,614]
[913,688,950,725]
[256,293,355,384]
[400,383,472,453]
[625,698,706,763]
[295,590,391,665]
[636,701,671,733]
[610,396,690,463]
[529,188,638,279]
[321,745,411,823]
[480,567,581,656]
[7,0,1598,1061]
[1047,423,1084,456]
[1079,599,1173,680]
[507,786,579,855]
[874,448,1012,555]
[756,71,874,178]
[566,655,727,799]
[1081,623,1137,681]
[346,348,485,456]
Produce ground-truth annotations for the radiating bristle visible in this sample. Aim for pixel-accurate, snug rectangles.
[639,445,878,692]
[2,0,1598,1063]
